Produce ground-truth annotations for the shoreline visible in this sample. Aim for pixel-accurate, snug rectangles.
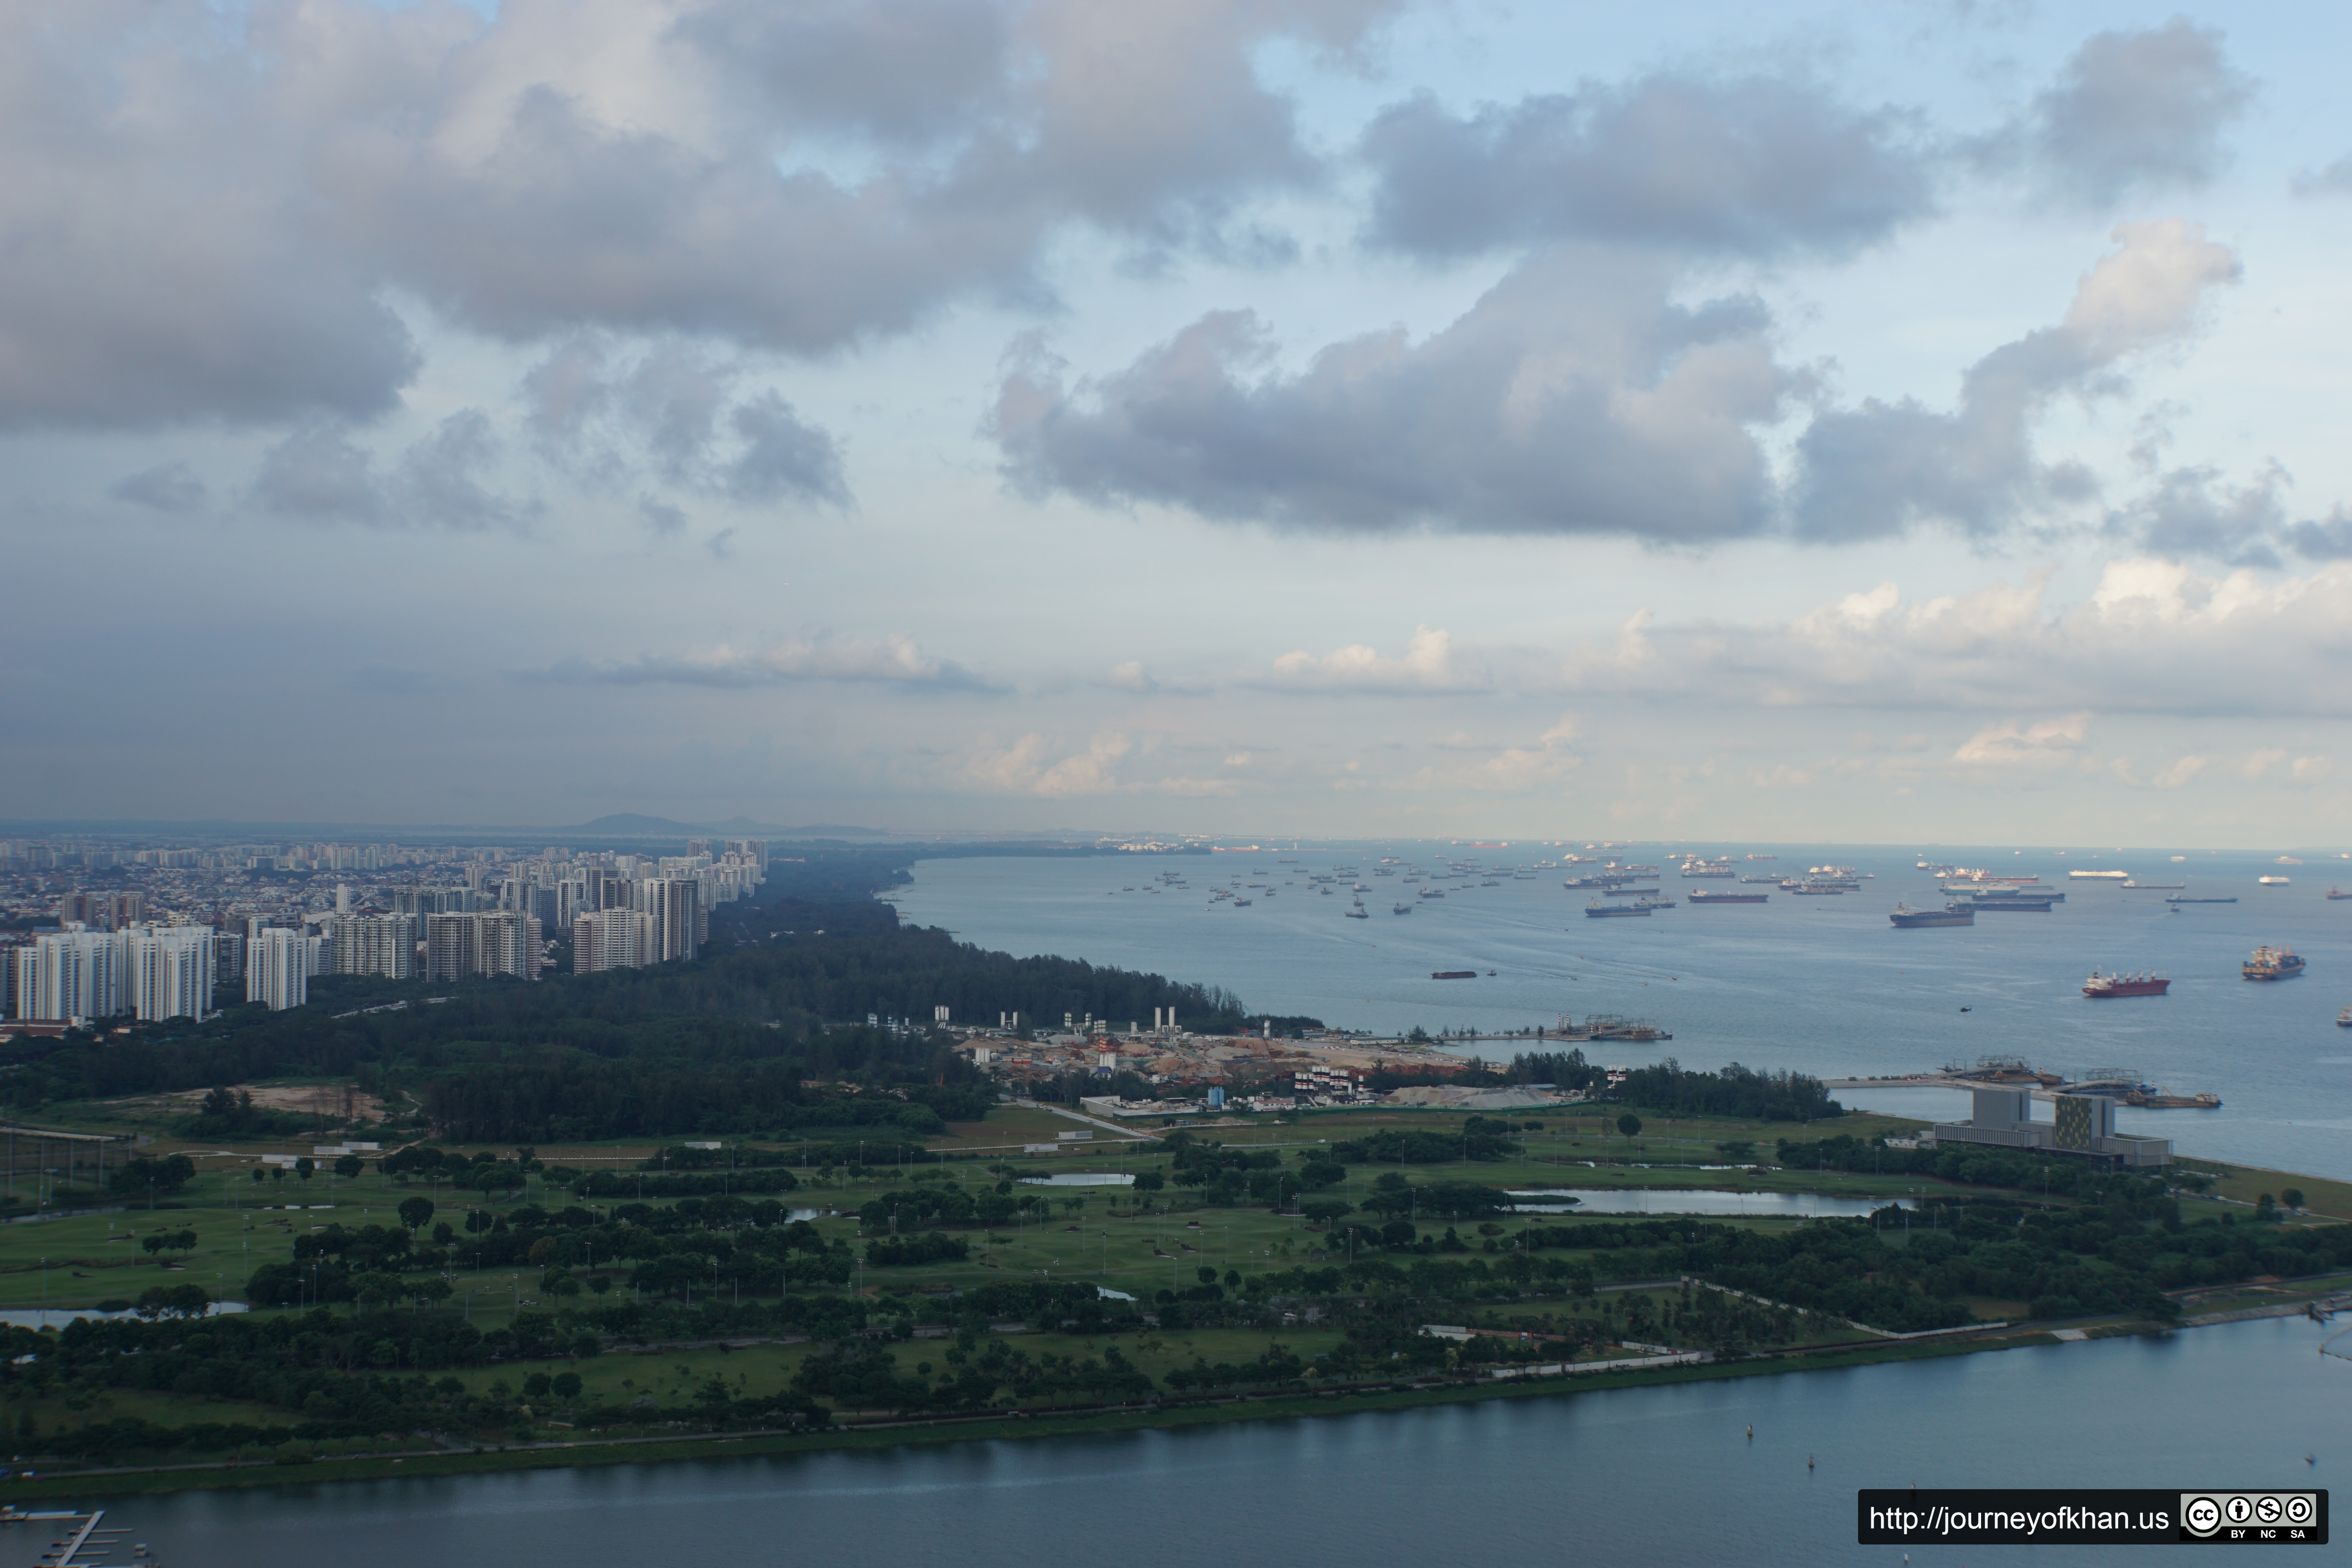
[4,1303,2327,1504]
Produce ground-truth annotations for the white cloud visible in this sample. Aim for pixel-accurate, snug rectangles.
[1950,713,2091,767]
[2151,755,2209,788]
[1255,626,1491,695]
[2241,748,2288,780]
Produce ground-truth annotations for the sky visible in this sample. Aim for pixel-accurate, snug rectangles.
[7,0,2352,846]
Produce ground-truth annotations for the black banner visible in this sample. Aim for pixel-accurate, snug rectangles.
[1857,1489,2327,1546]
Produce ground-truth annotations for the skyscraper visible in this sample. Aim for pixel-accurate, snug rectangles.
[123,925,215,1022]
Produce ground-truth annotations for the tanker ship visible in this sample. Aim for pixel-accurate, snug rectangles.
[2082,969,2170,998]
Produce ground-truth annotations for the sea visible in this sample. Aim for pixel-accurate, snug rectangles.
[887,843,2352,1183]
[85,1317,2351,1565]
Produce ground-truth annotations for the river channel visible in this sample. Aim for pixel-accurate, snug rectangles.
[60,1317,2346,1566]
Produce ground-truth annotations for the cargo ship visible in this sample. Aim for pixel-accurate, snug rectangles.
[1969,895,2054,912]
[1585,899,1650,918]
[1687,889,1768,904]
[2259,875,2292,887]
[2330,887,2352,900]
[1788,881,1851,895]
[1392,902,1412,915]
[2243,944,2305,980]
[2069,869,2132,880]
[2167,895,2237,904]
[2083,969,2170,998]
[1432,970,1477,980]
[1891,901,1975,927]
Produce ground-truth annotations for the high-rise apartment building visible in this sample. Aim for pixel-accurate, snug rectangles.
[426,911,540,982]
[327,914,417,979]
[572,908,653,973]
[123,925,214,1022]
[633,878,701,962]
[247,928,322,1011]
[14,928,121,1021]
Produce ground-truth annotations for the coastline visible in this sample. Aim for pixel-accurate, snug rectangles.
[5,1301,2328,1503]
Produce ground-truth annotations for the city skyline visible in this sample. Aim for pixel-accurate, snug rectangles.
[7,2,2352,846]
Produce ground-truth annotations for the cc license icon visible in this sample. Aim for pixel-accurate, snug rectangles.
[2285,1495,2316,1527]
[2226,1495,2255,1526]
[2183,1496,2222,1537]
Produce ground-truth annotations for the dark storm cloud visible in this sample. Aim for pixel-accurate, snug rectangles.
[1362,75,1938,260]
[2016,19,2252,205]
[2283,510,2352,561]
[993,248,1785,540]
[0,0,1404,431]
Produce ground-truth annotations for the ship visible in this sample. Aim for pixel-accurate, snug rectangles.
[1964,886,2064,903]
[1632,895,1676,909]
[1788,881,1851,895]
[1687,889,1768,904]
[1432,970,1478,980]
[1969,895,2053,912]
[2338,1005,2352,1027]
[2069,869,2132,880]
[1739,874,1781,884]
[1393,903,1412,915]
[1680,861,1737,878]
[1344,907,1369,919]
[2330,887,2352,900]
[1554,1014,1672,1042]
[2259,875,2292,886]
[1585,898,1650,918]
[2243,944,2305,980]
[1418,887,1445,899]
[1891,901,1974,928]
[2083,970,2170,998]
[2166,895,2238,904]
[2122,1087,2222,1109]
[2122,881,2184,889]
[1232,898,1252,907]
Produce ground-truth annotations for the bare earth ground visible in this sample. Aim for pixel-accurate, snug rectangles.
[111,1083,392,1121]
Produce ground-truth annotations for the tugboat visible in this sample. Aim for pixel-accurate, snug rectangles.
[2243,944,2306,981]
[2083,969,2170,998]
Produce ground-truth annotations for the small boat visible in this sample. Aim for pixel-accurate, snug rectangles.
[1345,907,1369,919]
[2329,887,2352,900]
[1232,898,1252,907]
[2337,1006,2352,1028]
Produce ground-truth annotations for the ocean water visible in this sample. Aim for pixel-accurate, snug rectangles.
[84,1316,2351,1566]
[890,844,2352,1181]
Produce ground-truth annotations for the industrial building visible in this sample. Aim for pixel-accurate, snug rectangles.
[1926,1087,2170,1168]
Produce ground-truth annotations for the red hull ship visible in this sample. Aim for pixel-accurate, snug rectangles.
[2083,970,2169,998]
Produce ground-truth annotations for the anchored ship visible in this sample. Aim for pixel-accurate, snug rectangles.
[1687,889,1768,904]
[1584,898,1650,918]
[2243,944,2306,980]
[1891,901,1975,927]
[2083,969,2170,998]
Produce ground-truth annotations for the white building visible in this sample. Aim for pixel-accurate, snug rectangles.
[122,924,214,1022]
[14,928,121,1021]
[247,927,323,1011]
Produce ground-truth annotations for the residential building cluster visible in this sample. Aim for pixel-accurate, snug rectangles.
[1,833,766,1025]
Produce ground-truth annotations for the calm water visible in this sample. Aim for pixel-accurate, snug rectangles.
[892,844,2352,1180]
[1505,1189,1906,1217]
[79,1318,2349,1566]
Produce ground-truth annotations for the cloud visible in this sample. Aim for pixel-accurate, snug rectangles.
[2111,464,2283,567]
[2283,508,2352,561]
[1951,712,2091,767]
[0,0,1404,431]
[1361,74,1936,260]
[2151,754,2209,788]
[1795,220,2239,541]
[724,392,849,506]
[109,462,207,513]
[994,248,1785,539]
[2241,748,2287,780]
[2292,156,2352,197]
[1466,712,1582,791]
[252,412,535,530]
[2019,20,2252,206]
[1254,627,1492,695]
[1550,557,2352,719]
[1107,661,1156,693]
[542,633,1000,691]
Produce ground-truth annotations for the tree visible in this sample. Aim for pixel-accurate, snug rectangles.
[1617,1114,1643,1139]
[1300,1198,1351,1226]
[552,1371,583,1400]
[2281,1188,2306,1211]
[397,1196,436,1233]
[294,1156,315,1185]
[334,1154,365,1180]
[133,1283,211,1320]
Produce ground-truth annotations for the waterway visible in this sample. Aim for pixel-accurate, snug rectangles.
[71,1318,2348,1565]
[1504,1189,1905,1218]
[889,844,2352,1180]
